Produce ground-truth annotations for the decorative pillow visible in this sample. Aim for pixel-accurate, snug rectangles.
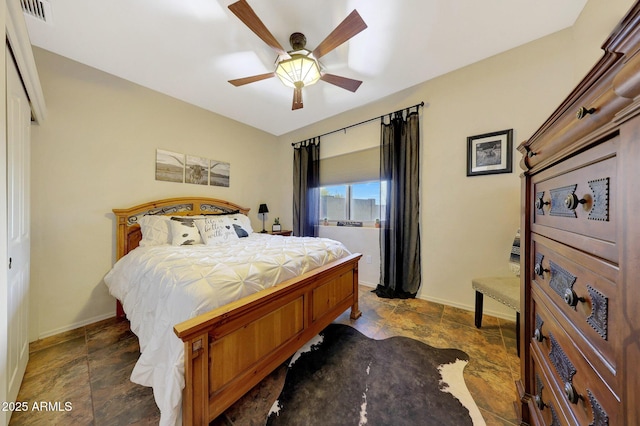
[170,216,204,246]
[227,213,253,237]
[509,230,521,276]
[138,215,171,246]
[195,216,239,245]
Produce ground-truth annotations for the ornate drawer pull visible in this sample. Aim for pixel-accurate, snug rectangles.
[534,262,549,277]
[535,196,549,210]
[534,394,546,410]
[588,178,610,221]
[587,285,608,340]
[587,390,609,425]
[564,382,580,404]
[549,334,578,405]
[550,185,578,217]
[543,178,610,219]
[564,193,587,210]
[549,261,577,303]
[535,374,561,423]
[564,288,585,307]
[534,314,545,343]
[525,145,537,158]
[576,106,596,119]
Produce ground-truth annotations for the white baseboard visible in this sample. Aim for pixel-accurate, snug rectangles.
[358,281,376,289]
[359,282,516,322]
[419,294,517,322]
[35,312,116,341]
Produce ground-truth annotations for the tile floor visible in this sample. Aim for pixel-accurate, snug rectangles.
[8,286,520,425]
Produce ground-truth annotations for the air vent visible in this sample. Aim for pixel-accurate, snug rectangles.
[21,0,51,23]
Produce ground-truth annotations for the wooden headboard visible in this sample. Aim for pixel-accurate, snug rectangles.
[112,197,251,261]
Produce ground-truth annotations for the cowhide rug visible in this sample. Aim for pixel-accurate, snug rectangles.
[266,324,485,426]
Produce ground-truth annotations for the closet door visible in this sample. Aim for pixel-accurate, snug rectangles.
[5,46,31,406]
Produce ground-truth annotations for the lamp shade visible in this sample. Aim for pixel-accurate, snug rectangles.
[258,204,269,214]
[275,51,321,89]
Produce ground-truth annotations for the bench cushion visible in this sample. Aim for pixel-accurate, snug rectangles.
[472,276,520,312]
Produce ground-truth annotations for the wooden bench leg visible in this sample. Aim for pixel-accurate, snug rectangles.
[474,291,484,328]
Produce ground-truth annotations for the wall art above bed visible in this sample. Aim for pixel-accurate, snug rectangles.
[155,148,230,187]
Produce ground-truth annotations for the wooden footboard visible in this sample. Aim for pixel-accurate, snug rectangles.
[173,252,362,425]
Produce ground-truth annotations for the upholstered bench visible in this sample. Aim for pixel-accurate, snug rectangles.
[472,276,520,356]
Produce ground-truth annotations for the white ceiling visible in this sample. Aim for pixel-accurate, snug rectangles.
[22,0,588,136]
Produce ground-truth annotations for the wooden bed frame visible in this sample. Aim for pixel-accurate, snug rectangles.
[112,197,362,425]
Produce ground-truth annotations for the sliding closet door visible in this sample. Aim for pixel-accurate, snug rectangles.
[5,46,31,407]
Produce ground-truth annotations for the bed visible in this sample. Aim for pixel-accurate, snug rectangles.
[104,197,362,425]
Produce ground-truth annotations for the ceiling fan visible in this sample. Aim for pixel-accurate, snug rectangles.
[227,0,367,110]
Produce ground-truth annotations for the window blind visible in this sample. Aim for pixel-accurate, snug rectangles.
[320,146,380,186]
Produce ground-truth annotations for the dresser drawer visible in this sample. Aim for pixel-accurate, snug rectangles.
[523,76,628,173]
[531,234,619,391]
[530,293,620,426]
[529,349,572,426]
[531,137,618,263]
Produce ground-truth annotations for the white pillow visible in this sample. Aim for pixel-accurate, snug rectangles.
[196,216,239,245]
[227,213,253,237]
[137,215,171,246]
[170,216,204,245]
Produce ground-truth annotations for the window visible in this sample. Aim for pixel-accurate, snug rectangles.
[320,180,385,224]
[320,185,347,221]
[319,146,383,225]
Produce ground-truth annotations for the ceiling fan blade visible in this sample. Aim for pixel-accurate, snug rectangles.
[228,72,275,86]
[228,0,289,58]
[320,73,362,92]
[292,87,303,110]
[312,10,367,59]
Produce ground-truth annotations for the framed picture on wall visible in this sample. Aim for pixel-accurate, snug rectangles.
[466,129,513,176]
[185,155,209,185]
[156,149,184,183]
[209,160,230,187]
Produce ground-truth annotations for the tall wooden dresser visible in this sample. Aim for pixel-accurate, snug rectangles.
[517,3,640,425]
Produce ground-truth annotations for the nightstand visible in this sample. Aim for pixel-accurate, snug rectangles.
[269,230,292,236]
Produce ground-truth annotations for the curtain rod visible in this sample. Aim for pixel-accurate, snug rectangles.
[291,101,424,147]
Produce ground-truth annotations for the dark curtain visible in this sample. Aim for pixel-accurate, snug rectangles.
[375,109,421,298]
[293,137,320,237]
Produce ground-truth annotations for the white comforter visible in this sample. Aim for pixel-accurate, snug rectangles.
[103,233,350,425]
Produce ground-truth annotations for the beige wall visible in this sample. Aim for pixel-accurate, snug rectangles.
[30,48,281,338]
[278,0,635,319]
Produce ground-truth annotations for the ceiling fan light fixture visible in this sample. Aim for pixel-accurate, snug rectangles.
[275,51,321,89]
[227,2,367,109]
